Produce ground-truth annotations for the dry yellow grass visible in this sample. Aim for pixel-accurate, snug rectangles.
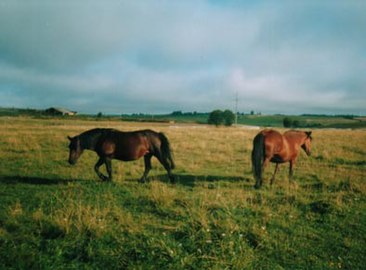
[1,116,365,187]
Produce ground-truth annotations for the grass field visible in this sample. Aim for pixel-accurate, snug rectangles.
[122,113,366,129]
[0,117,365,269]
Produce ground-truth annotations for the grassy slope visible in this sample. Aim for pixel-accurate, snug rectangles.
[122,113,366,128]
[0,117,365,269]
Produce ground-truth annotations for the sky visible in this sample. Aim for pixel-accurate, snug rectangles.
[0,0,365,115]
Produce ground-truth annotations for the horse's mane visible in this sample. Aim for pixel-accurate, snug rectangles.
[78,128,115,149]
[285,130,312,140]
[80,128,116,136]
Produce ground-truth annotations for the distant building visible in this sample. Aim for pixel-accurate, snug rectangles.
[45,107,77,116]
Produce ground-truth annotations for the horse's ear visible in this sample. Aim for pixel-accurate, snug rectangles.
[67,136,73,141]
[306,131,312,138]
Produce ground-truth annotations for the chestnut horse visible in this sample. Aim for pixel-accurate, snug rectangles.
[68,128,175,183]
[251,129,312,188]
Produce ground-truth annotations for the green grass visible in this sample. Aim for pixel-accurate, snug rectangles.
[120,113,366,129]
[236,114,366,129]
[0,117,365,269]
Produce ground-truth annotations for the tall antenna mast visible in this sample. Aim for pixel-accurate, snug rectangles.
[235,92,238,125]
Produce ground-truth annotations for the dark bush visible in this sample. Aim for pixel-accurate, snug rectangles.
[208,110,224,126]
[283,117,292,127]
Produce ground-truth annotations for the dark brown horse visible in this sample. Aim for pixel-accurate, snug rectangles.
[251,129,312,188]
[67,128,175,183]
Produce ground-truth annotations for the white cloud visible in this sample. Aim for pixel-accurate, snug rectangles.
[0,0,365,114]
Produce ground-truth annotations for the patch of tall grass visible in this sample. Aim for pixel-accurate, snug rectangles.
[0,117,365,269]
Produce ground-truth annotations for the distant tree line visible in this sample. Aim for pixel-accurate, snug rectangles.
[170,111,201,116]
[283,117,323,128]
[283,117,301,128]
[301,114,357,119]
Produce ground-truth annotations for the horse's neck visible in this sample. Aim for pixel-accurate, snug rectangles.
[284,132,305,148]
[80,132,101,151]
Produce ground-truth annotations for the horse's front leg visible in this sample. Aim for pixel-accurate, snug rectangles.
[139,154,152,183]
[270,163,279,186]
[289,160,295,181]
[94,157,108,181]
[105,158,112,181]
[155,153,175,184]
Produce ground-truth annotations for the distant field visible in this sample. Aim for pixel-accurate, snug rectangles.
[1,107,365,129]
[123,113,366,129]
[236,114,366,128]
[0,117,365,269]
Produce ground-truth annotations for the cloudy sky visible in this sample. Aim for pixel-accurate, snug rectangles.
[0,1,365,115]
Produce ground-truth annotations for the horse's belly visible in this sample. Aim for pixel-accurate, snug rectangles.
[115,156,137,161]
[114,147,149,161]
[102,141,116,156]
[270,155,286,163]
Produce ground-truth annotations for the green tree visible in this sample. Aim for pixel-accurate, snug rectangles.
[283,117,292,128]
[292,120,300,128]
[171,111,183,116]
[223,110,235,126]
[208,110,224,126]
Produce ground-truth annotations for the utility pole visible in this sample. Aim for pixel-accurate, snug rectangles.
[235,92,238,125]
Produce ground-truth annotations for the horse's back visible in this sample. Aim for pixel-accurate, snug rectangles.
[283,130,305,141]
[106,129,149,146]
[99,128,154,138]
[257,129,285,156]
[260,129,283,145]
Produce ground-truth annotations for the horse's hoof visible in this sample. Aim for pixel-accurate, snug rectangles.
[138,178,146,184]
[169,176,176,184]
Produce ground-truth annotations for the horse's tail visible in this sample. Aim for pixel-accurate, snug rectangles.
[251,133,265,188]
[159,132,175,169]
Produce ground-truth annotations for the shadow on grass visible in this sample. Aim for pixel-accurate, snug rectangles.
[131,173,252,188]
[0,173,253,188]
[177,174,250,187]
[301,174,325,191]
[0,175,77,185]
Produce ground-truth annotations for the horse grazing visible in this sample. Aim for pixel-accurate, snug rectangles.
[67,128,175,183]
[251,129,312,189]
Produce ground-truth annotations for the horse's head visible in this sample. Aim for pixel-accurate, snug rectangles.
[301,131,312,156]
[67,136,83,165]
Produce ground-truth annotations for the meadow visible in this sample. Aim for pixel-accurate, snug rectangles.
[0,117,365,269]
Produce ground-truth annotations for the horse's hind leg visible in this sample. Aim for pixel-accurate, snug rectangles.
[94,157,108,181]
[139,154,152,183]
